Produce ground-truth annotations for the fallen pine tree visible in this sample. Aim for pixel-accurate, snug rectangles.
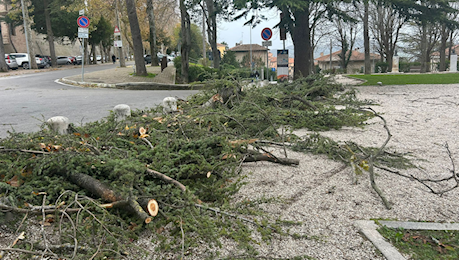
[2,75,452,259]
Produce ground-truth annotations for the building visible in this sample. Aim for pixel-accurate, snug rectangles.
[315,49,380,74]
[430,44,459,71]
[228,44,269,67]
[216,43,226,58]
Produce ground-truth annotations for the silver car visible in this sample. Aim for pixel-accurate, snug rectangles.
[57,56,73,65]
[5,54,19,70]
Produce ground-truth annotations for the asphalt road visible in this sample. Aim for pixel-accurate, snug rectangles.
[0,64,199,138]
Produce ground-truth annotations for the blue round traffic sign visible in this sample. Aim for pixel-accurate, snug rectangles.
[77,16,90,28]
[261,27,272,41]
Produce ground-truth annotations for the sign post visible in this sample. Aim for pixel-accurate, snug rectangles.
[261,28,272,81]
[77,15,90,82]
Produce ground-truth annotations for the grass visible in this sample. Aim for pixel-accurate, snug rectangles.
[378,226,459,260]
[129,72,157,78]
[348,73,459,85]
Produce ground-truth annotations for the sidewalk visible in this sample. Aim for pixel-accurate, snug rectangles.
[60,63,191,90]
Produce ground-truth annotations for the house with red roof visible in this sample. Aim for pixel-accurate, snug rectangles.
[315,49,380,74]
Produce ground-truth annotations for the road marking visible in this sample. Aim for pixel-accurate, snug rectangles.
[54,79,77,88]
[0,74,37,80]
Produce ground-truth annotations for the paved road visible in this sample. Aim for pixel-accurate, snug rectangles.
[0,64,198,138]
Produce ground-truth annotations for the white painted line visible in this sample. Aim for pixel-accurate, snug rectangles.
[355,220,406,260]
[54,78,77,87]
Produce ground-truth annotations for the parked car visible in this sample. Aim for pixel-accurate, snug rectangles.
[5,54,18,70]
[57,56,73,65]
[68,56,77,64]
[144,54,151,64]
[35,54,51,68]
[75,56,82,65]
[10,53,47,69]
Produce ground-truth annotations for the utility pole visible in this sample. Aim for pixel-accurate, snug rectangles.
[115,0,126,67]
[329,39,332,70]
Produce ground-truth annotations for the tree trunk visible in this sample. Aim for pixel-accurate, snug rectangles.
[0,28,8,72]
[180,0,191,83]
[205,0,219,69]
[115,0,126,67]
[43,0,56,66]
[292,8,311,79]
[125,0,147,76]
[146,0,159,66]
[363,0,371,74]
[439,24,448,72]
[420,21,428,73]
[21,0,37,69]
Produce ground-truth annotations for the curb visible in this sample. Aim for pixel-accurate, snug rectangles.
[355,220,459,260]
[59,77,204,90]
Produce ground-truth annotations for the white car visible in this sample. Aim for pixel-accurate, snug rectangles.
[9,53,47,69]
[5,54,18,70]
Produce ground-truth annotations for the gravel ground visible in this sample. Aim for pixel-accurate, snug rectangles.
[0,83,458,259]
[185,83,459,259]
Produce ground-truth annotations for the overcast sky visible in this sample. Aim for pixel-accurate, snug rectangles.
[216,9,293,52]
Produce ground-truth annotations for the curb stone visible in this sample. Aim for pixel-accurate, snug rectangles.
[59,77,204,90]
[355,220,460,260]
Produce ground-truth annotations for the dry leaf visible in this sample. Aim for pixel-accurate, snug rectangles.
[139,127,147,135]
[140,134,149,138]
[73,133,81,136]
[7,175,20,187]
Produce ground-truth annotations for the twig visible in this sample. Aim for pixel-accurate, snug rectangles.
[141,137,154,150]
[179,216,185,260]
[0,148,49,154]
[194,204,277,232]
[361,107,392,209]
[146,168,187,192]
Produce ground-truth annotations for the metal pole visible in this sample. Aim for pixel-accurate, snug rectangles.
[329,38,332,70]
[81,38,85,82]
[250,24,252,71]
[20,0,31,69]
[266,46,268,81]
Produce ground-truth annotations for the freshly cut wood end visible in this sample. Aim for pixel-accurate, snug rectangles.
[147,199,159,217]
[145,217,152,224]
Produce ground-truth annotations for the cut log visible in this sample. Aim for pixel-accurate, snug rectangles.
[66,172,154,223]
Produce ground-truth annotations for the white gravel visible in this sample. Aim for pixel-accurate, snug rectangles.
[194,83,459,259]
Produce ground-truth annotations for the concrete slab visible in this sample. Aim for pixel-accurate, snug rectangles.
[356,220,460,260]
[355,220,406,260]
[379,221,459,231]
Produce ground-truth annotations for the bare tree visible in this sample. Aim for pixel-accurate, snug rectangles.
[147,0,159,66]
[369,2,405,72]
[180,0,191,83]
[125,0,147,75]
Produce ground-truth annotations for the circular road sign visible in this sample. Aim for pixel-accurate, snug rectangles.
[261,27,272,41]
[77,16,90,28]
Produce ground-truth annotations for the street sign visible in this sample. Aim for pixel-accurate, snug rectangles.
[262,41,272,47]
[78,32,88,38]
[114,26,121,36]
[79,9,84,15]
[261,27,272,41]
[77,16,90,28]
[78,27,88,33]
[114,40,123,47]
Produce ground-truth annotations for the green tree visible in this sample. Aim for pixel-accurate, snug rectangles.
[221,50,239,67]
[171,23,204,60]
